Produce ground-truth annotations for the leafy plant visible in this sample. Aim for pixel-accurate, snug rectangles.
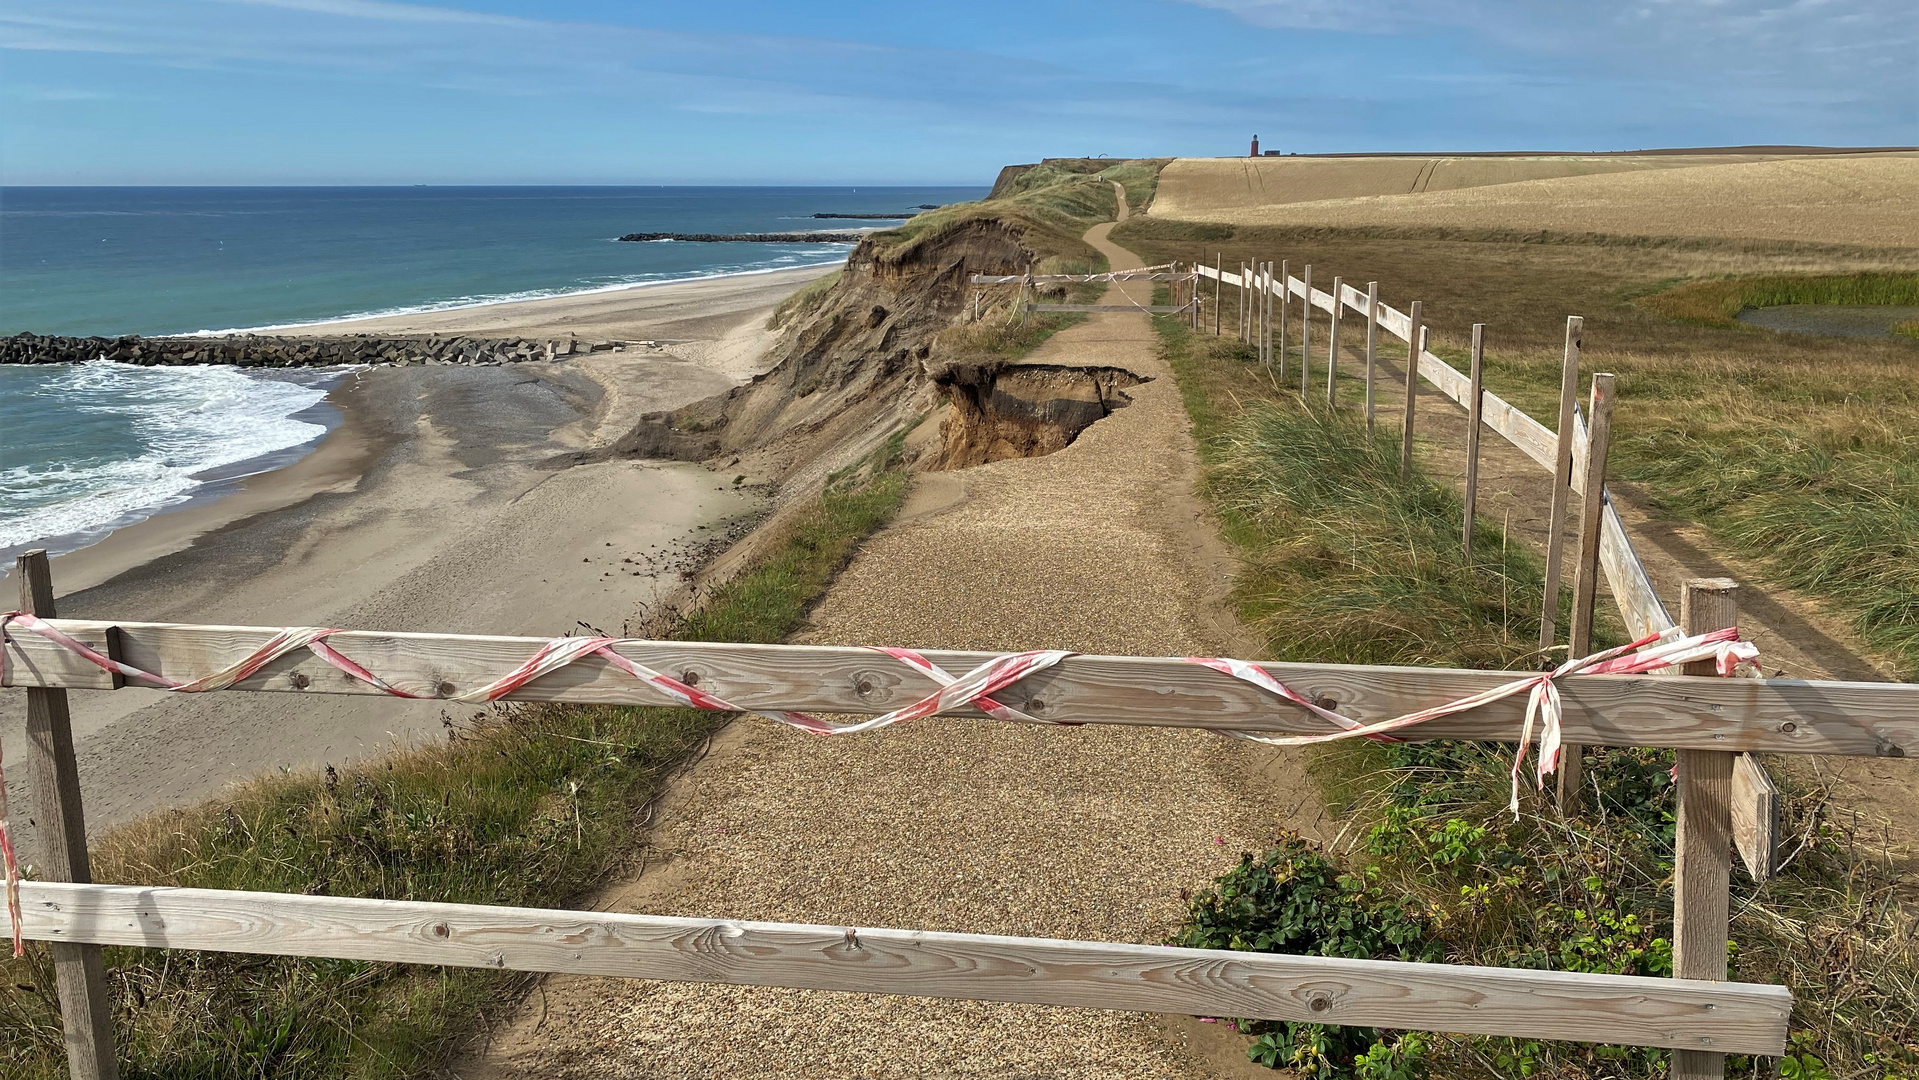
[1172,831,1439,1078]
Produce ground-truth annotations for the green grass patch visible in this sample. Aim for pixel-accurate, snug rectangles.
[767,267,842,330]
[1892,318,1919,340]
[0,444,915,1079]
[1638,272,1919,328]
[1150,300,1918,1080]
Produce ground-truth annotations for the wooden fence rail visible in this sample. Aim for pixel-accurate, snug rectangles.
[14,881,1791,1056]
[7,618,1918,756]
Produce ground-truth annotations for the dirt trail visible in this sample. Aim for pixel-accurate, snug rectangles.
[451,188,1305,1079]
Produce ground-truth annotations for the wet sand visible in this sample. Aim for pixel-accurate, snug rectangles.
[2,265,830,853]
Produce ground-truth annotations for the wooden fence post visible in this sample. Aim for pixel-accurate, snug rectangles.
[1237,263,1247,344]
[1326,276,1343,407]
[1276,261,1287,380]
[1464,323,1485,563]
[1364,281,1379,435]
[1214,254,1222,336]
[1257,264,1268,371]
[1560,372,1616,814]
[1538,317,1583,658]
[1673,578,1739,1080]
[1300,264,1313,401]
[1399,301,1423,482]
[1265,263,1276,375]
[18,550,119,1080]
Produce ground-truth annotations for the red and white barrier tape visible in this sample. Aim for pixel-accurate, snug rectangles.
[0,613,1753,956]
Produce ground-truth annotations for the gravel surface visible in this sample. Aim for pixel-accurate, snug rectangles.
[454,211,1300,1080]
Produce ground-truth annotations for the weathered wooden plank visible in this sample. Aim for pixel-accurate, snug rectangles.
[1363,282,1380,433]
[1024,304,1193,314]
[1401,309,1424,482]
[1731,753,1780,883]
[1674,580,1740,1080]
[1562,375,1617,812]
[7,619,1919,756]
[16,553,119,1080]
[1600,497,1676,638]
[1539,318,1583,655]
[973,272,1194,284]
[1416,348,1472,404]
[15,881,1791,1055]
[1464,325,1485,563]
[1373,300,1413,342]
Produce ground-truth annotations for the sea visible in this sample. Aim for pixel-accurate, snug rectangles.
[0,185,983,560]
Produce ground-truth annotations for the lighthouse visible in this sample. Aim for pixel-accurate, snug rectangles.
[1250,134,1260,157]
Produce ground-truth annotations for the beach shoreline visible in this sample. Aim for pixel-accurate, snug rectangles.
[2,261,830,850]
[206,260,847,337]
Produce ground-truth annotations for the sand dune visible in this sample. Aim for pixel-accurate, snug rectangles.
[1153,153,1919,248]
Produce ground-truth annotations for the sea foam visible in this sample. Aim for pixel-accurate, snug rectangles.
[0,361,333,552]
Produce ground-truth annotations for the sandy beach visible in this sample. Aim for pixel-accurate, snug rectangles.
[2,265,831,851]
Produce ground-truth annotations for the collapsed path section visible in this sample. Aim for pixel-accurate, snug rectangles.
[457,206,1294,1079]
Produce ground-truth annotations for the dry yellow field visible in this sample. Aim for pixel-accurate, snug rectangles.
[1152,153,1919,248]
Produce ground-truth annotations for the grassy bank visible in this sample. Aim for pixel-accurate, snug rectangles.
[0,442,913,1079]
[1150,308,1918,1080]
[1119,218,1919,678]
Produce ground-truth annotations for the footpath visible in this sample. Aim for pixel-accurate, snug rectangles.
[454,201,1303,1078]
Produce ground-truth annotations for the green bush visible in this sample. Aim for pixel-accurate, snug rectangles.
[1171,831,1440,1078]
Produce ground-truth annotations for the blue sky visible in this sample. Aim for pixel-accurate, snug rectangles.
[3,0,1914,185]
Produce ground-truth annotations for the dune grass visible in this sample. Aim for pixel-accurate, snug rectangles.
[1119,218,1919,678]
[1150,302,1918,1080]
[767,267,842,330]
[0,441,913,1079]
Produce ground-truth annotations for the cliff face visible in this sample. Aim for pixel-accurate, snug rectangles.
[607,215,1042,482]
[603,160,1162,494]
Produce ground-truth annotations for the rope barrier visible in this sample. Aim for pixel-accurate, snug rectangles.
[0,612,1755,956]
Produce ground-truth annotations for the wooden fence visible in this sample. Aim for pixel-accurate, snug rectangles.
[12,559,1919,1077]
[1196,259,1784,868]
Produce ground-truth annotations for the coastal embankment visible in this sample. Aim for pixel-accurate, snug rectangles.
[0,266,827,841]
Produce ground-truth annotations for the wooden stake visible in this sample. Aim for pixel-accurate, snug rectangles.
[1538,317,1583,657]
[1300,264,1313,401]
[1673,579,1739,1080]
[1560,372,1616,814]
[17,550,119,1080]
[1464,323,1485,563]
[1263,263,1274,374]
[1276,261,1288,380]
[1364,282,1379,434]
[1326,276,1343,407]
[1214,254,1222,336]
[1399,301,1423,481]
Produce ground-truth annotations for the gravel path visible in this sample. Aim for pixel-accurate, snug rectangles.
[454,195,1305,1079]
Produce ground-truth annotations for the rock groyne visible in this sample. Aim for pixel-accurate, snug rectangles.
[617,231,866,243]
[0,332,633,368]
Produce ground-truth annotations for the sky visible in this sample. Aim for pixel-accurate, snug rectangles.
[2,0,1914,185]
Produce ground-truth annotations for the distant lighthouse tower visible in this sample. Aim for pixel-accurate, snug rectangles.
[1250,134,1260,157]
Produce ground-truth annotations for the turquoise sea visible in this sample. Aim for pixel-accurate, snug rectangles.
[0,185,983,558]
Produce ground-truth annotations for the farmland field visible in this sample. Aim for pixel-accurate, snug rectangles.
[1153,153,1919,248]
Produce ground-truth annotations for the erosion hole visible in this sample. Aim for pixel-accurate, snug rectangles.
[928,362,1148,470]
